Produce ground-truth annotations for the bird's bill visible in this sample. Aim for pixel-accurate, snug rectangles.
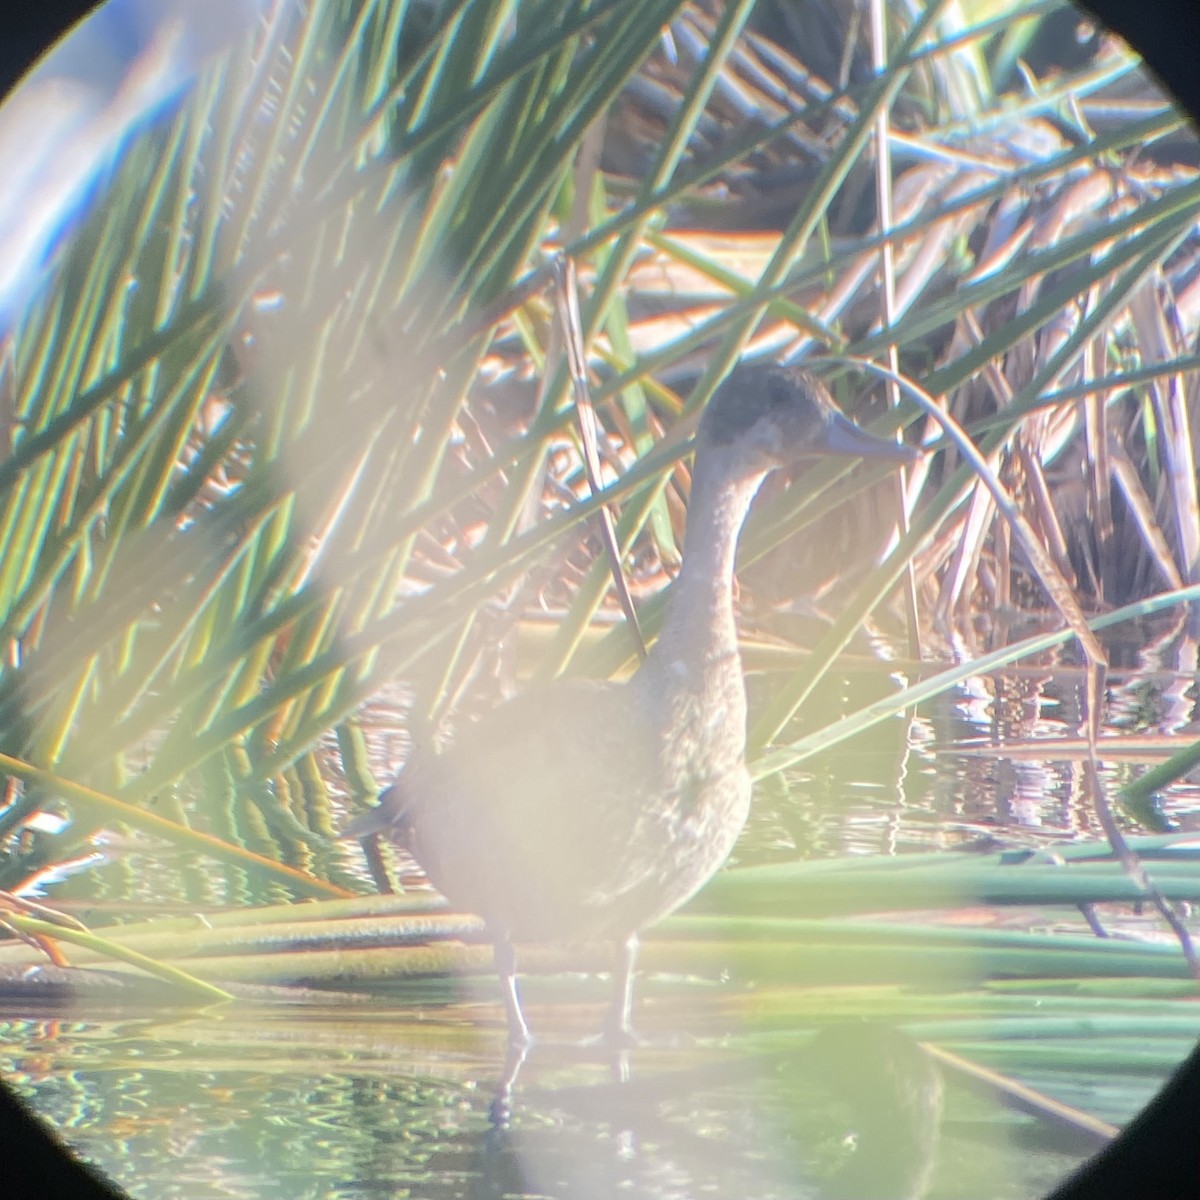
[825,410,918,462]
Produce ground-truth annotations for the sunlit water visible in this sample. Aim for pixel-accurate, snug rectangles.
[0,1004,1099,1200]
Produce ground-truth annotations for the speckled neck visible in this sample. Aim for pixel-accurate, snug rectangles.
[646,441,768,679]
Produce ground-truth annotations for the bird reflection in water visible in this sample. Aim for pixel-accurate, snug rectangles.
[437,1023,943,1200]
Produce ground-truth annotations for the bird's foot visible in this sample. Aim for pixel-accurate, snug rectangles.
[506,1026,535,1052]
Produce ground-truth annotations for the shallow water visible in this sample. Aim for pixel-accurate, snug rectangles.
[0,999,1103,1200]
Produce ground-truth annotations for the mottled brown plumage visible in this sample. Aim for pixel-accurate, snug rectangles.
[347,361,915,1045]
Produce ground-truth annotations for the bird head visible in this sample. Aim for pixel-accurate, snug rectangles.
[698,362,918,474]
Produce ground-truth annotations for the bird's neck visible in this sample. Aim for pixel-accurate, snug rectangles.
[647,445,767,680]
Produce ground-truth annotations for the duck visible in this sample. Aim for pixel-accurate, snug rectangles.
[346,360,916,1047]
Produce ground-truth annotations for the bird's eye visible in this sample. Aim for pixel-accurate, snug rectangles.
[766,375,790,407]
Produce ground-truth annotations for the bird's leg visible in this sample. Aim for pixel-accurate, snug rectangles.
[493,934,532,1048]
[489,934,532,1128]
[603,932,641,1046]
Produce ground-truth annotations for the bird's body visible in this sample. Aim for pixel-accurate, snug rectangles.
[380,669,749,944]
[349,362,915,1045]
